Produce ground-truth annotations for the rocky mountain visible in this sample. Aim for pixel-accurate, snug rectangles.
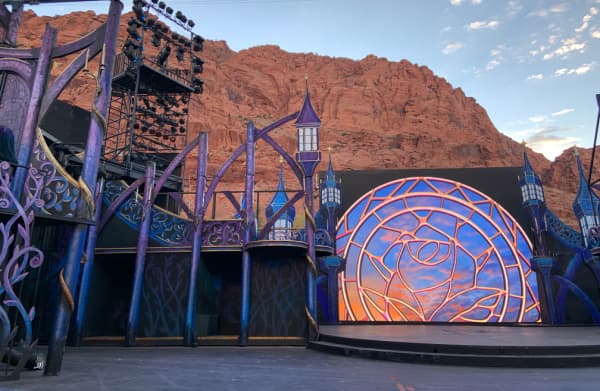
[16,10,600,229]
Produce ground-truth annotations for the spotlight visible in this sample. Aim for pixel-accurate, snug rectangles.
[134,122,140,129]
[163,134,169,140]
[176,47,185,62]
[192,35,204,52]
[166,6,173,14]
[187,20,195,28]
[158,1,165,9]
[151,0,158,3]
[152,35,161,47]
[179,118,185,125]
[141,126,148,133]
[179,126,186,133]
[146,18,156,28]
[127,24,141,41]
[170,136,176,142]
[132,2,145,21]
[181,95,189,104]
[172,32,179,41]
[171,126,177,133]
[157,45,171,66]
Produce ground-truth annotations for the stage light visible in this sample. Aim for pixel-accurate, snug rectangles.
[181,95,189,104]
[179,118,185,125]
[132,1,145,21]
[141,126,148,133]
[192,35,204,52]
[157,45,171,66]
[178,37,186,45]
[146,18,155,28]
[166,6,173,14]
[171,126,177,133]
[170,136,176,142]
[127,24,141,41]
[176,47,185,62]
[158,1,165,9]
[188,20,195,28]
[134,122,140,129]
[152,35,161,47]
[179,126,186,133]
[172,32,179,41]
[163,134,169,140]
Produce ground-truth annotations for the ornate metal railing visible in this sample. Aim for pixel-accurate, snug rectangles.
[545,209,583,250]
[0,161,46,379]
[202,219,243,247]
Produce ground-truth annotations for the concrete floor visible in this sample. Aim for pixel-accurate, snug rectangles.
[0,346,598,391]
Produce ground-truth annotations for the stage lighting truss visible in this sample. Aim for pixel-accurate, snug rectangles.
[104,0,204,167]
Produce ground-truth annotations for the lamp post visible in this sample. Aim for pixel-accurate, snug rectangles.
[294,88,321,339]
[519,150,558,324]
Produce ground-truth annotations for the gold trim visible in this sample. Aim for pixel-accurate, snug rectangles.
[304,204,316,231]
[36,128,79,187]
[78,176,95,214]
[59,269,75,311]
[305,306,319,335]
[305,254,317,274]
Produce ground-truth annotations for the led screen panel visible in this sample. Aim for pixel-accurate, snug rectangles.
[337,177,540,322]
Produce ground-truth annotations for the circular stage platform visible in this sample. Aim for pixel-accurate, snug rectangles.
[308,324,600,367]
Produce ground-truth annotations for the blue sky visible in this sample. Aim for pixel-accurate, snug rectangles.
[29,0,600,160]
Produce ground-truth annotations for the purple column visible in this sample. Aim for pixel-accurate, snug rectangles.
[11,24,56,200]
[184,132,208,346]
[44,0,123,376]
[239,122,255,345]
[126,160,156,346]
[73,177,105,346]
[304,174,317,337]
[6,4,23,46]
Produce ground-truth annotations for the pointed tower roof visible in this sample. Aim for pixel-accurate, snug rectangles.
[573,148,600,220]
[265,160,296,223]
[295,82,321,127]
[325,154,336,186]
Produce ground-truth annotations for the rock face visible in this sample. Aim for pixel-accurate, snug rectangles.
[15,10,600,229]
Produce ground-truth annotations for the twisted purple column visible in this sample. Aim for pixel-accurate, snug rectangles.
[304,174,317,337]
[126,160,156,346]
[184,132,208,346]
[239,122,256,345]
[73,177,105,346]
[11,24,56,201]
[45,0,123,375]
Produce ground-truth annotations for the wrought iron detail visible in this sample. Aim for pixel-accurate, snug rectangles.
[25,130,91,219]
[0,161,45,379]
[545,208,583,250]
[202,220,243,247]
[103,180,193,246]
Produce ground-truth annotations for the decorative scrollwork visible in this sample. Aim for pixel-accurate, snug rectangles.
[545,208,583,250]
[202,220,243,247]
[0,160,45,347]
[150,209,193,245]
[314,229,333,247]
[25,130,91,219]
[104,180,193,246]
[588,226,600,249]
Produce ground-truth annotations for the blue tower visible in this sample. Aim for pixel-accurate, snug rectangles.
[572,148,600,249]
[520,148,558,323]
[265,159,296,240]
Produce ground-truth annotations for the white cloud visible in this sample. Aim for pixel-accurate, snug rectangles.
[450,0,482,5]
[554,63,594,76]
[551,108,575,116]
[507,1,522,16]
[529,115,547,123]
[504,126,579,160]
[542,37,586,60]
[575,7,598,32]
[530,2,570,17]
[486,59,500,70]
[442,42,464,54]
[466,19,499,30]
[592,29,600,38]
[527,73,544,80]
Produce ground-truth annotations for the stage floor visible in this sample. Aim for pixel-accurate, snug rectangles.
[319,324,600,347]
[311,324,600,367]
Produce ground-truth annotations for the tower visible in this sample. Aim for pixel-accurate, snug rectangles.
[572,148,600,249]
[520,148,558,323]
[265,159,296,240]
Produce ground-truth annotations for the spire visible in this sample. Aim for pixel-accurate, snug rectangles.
[265,159,296,223]
[325,148,336,188]
[572,150,600,247]
[295,79,321,127]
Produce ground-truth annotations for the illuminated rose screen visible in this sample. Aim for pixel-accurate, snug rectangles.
[336,177,540,322]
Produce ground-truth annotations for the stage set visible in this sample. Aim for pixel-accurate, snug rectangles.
[1,0,600,382]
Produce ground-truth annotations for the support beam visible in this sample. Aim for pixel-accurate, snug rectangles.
[239,122,255,345]
[44,0,123,375]
[184,132,208,346]
[126,160,155,346]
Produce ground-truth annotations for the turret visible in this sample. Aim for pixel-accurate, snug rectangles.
[572,148,600,248]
